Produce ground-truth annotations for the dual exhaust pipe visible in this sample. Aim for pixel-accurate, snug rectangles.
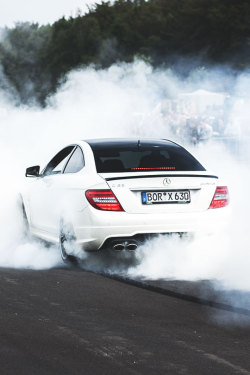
[113,241,138,251]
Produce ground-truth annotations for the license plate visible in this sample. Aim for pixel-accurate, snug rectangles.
[142,190,191,204]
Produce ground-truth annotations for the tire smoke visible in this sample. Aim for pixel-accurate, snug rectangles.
[0,60,249,297]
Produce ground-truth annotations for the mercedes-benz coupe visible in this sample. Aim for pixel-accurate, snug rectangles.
[20,139,229,263]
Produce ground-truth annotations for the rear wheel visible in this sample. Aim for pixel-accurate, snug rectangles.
[59,221,78,266]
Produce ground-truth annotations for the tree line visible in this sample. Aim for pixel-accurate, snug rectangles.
[0,0,250,105]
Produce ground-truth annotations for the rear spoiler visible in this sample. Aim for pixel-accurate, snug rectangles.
[104,174,218,182]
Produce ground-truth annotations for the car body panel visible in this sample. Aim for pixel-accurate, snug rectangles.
[103,173,218,214]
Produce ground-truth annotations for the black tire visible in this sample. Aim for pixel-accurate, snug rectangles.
[59,221,78,266]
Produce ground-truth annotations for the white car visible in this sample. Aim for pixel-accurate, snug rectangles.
[20,139,229,263]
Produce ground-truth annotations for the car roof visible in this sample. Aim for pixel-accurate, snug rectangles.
[85,138,180,148]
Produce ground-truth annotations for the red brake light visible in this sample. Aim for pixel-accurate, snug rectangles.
[85,190,124,211]
[209,186,229,209]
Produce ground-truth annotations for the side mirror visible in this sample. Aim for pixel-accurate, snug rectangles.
[25,165,40,177]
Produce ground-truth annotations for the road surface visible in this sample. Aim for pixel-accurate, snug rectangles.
[0,267,250,375]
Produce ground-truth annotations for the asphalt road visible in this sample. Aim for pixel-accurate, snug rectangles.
[0,267,250,375]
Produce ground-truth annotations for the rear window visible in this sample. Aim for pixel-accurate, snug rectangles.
[88,140,205,173]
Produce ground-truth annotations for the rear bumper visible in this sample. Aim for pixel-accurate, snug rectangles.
[74,206,230,251]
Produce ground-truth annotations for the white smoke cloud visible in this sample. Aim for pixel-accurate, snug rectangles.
[0,60,249,295]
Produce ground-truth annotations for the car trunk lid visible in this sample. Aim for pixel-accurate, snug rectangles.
[100,172,218,214]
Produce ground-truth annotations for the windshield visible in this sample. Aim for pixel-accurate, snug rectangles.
[87,140,205,173]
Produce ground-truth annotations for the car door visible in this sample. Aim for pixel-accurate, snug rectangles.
[29,146,75,235]
[55,145,87,225]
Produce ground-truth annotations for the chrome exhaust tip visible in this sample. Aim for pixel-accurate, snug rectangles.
[125,243,138,251]
[113,243,125,251]
[112,240,138,251]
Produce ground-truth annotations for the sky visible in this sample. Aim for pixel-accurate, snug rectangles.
[0,0,110,28]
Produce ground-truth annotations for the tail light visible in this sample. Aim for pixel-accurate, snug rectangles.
[85,190,124,211]
[209,186,229,209]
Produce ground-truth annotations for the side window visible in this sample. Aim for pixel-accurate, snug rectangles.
[43,146,75,176]
[64,146,85,174]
